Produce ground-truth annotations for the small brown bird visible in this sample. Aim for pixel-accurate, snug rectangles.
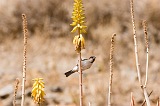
[64,56,96,77]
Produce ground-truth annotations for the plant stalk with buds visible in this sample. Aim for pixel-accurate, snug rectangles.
[71,0,87,105]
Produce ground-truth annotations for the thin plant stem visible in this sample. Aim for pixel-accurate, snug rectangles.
[13,78,19,106]
[88,102,91,106]
[78,28,83,106]
[21,14,28,106]
[157,97,159,106]
[108,34,116,106]
[130,92,135,106]
[141,90,153,106]
[130,0,142,87]
[143,88,150,106]
[143,20,149,87]
[130,0,150,106]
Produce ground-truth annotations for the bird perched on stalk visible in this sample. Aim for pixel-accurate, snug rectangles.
[65,56,96,77]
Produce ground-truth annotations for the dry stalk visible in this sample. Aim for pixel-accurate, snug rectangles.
[130,0,142,87]
[78,28,83,106]
[130,92,135,106]
[108,34,116,106]
[13,78,20,106]
[21,14,28,106]
[141,90,153,106]
[79,51,83,106]
[130,0,150,106]
[143,20,149,86]
[157,97,159,106]
[70,0,86,105]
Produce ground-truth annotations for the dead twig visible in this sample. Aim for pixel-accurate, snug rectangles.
[130,92,135,106]
[141,90,153,106]
[21,14,28,106]
[130,0,150,106]
[108,34,116,106]
[13,78,19,106]
[157,97,159,106]
[143,20,149,87]
[78,28,83,106]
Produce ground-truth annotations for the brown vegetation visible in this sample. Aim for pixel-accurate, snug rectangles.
[0,0,160,105]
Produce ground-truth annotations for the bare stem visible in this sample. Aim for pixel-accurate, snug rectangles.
[143,88,151,106]
[21,14,28,106]
[130,92,135,106]
[143,20,149,86]
[88,102,91,106]
[130,0,142,87]
[130,0,150,106]
[79,52,83,106]
[141,90,153,106]
[108,34,116,106]
[157,97,159,106]
[13,78,19,106]
[78,28,83,106]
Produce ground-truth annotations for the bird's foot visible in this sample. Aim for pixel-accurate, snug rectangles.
[78,71,83,75]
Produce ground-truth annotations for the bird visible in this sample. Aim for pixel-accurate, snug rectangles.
[64,56,96,77]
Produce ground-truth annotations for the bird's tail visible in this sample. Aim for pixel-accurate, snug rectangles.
[64,70,75,77]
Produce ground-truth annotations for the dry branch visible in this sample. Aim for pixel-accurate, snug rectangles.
[130,0,150,106]
[78,29,83,106]
[157,97,159,106]
[79,51,83,106]
[21,14,28,106]
[130,92,135,106]
[143,20,149,86]
[13,78,19,106]
[130,0,142,87]
[141,90,153,106]
[108,34,116,106]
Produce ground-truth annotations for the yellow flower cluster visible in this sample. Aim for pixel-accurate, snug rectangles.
[31,78,45,104]
[70,0,87,33]
[71,0,87,53]
[73,34,85,53]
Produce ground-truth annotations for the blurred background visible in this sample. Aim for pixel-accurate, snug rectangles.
[0,0,160,105]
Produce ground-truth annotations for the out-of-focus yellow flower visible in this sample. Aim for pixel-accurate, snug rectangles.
[31,78,45,104]
[73,34,85,53]
[70,0,87,34]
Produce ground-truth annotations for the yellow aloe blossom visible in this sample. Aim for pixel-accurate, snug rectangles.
[70,0,87,33]
[31,78,45,104]
[71,0,87,52]
[73,34,85,53]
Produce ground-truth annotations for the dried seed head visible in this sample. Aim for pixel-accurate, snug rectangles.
[31,78,45,104]
[73,34,85,53]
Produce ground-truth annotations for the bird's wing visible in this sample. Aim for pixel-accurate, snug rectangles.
[72,64,78,72]
[81,59,88,61]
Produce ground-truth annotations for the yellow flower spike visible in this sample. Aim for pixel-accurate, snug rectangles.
[70,0,87,34]
[31,78,45,104]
